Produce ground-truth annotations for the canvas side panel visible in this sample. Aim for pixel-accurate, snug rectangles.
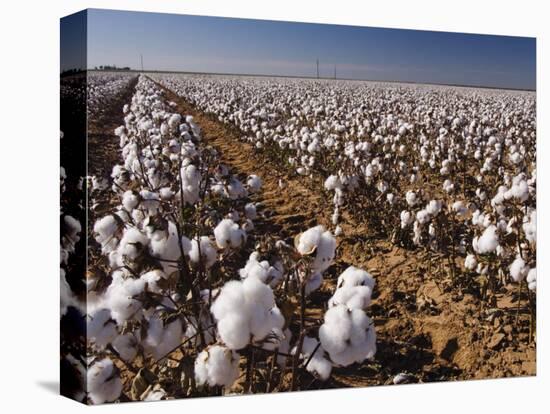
[60,9,88,404]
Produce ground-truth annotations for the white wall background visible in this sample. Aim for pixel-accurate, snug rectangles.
[0,0,546,412]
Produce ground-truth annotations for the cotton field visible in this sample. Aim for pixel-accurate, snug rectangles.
[61,72,536,404]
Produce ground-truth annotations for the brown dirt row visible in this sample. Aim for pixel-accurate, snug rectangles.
[155,80,536,388]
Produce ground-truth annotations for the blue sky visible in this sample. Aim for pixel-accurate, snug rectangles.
[83,8,536,90]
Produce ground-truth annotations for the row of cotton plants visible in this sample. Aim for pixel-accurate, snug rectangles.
[153,74,536,308]
[87,72,135,120]
[85,75,378,404]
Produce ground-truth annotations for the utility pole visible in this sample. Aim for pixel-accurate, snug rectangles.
[316,59,319,79]
[140,54,144,72]
[334,64,336,80]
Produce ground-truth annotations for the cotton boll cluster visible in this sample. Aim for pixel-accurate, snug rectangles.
[210,277,285,350]
[194,345,240,388]
[143,309,183,361]
[87,358,123,405]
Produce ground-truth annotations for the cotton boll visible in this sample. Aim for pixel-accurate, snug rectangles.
[143,310,183,361]
[474,225,499,254]
[452,201,468,217]
[522,210,536,244]
[93,215,119,246]
[104,272,146,324]
[312,230,337,273]
[113,227,149,269]
[87,358,122,405]
[247,175,262,193]
[305,272,323,295]
[140,269,168,294]
[214,218,246,249]
[526,268,536,291]
[328,285,373,310]
[87,308,118,349]
[405,190,417,206]
[464,254,477,270]
[227,177,248,199]
[120,191,139,212]
[216,312,250,350]
[180,164,201,205]
[194,345,240,388]
[293,336,332,381]
[400,210,413,228]
[188,236,217,269]
[324,175,343,191]
[319,305,376,366]
[334,225,343,236]
[426,200,442,216]
[509,256,529,283]
[148,222,182,274]
[416,209,430,225]
[336,266,375,291]
[112,333,138,362]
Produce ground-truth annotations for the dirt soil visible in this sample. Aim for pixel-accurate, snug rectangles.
[87,77,535,397]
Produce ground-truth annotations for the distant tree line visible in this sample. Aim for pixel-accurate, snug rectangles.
[94,65,132,71]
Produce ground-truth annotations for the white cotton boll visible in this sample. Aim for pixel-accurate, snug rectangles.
[319,305,376,367]
[464,254,477,270]
[474,225,499,254]
[247,175,262,193]
[526,268,536,291]
[405,190,417,206]
[443,179,455,193]
[303,272,323,295]
[112,333,138,362]
[87,358,122,405]
[324,175,343,191]
[114,226,147,262]
[328,285,373,310]
[148,222,182,274]
[214,218,246,249]
[159,187,174,200]
[416,209,430,225]
[426,200,442,216]
[227,177,248,200]
[335,225,343,236]
[210,280,246,320]
[87,308,118,349]
[121,190,139,212]
[194,345,240,388]
[522,210,536,244]
[242,275,276,309]
[244,203,257,220]
[143,311,183,361]
[311,230,337,273]
[387,193,395,205]
[180,164,201,205]
[188,236,217,269]
[336,266,375,291]
[216,312,250,350]
[105,275,146,324]
[139,190,160,214]
[452,201,468,217]
[93,215,119,246]
[140,269,167,294]
[400,210,413,228]
[509,256,529,283]
[293,336,332,381]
